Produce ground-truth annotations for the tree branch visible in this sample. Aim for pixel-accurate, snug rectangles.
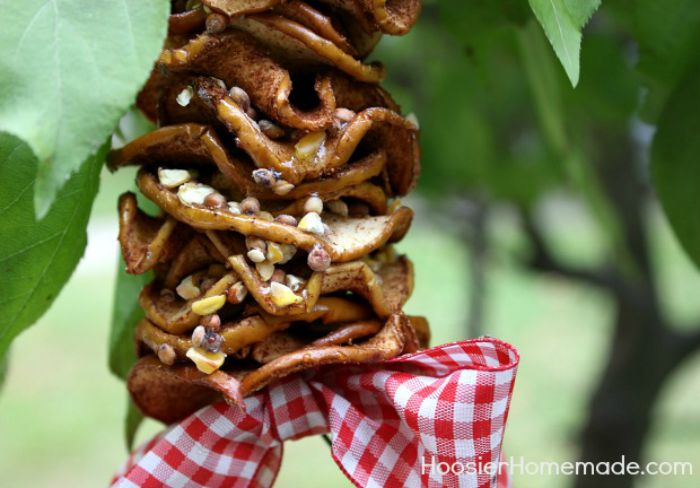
[519,208,620,290]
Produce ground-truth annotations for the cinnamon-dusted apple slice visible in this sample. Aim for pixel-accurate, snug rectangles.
[161,78,418,192]
[137,316,291,359]
[161,234,235,290]
[128,313,419,422]
[160,31,336,130]
[239,312,412,394]
[272,0,359,56]
[221,252,413,317]
[128,355,245,424]
[169,7,207,35]
[118,193,186,274]
[276,182,388,216]
[108,123,400,199]
[231,14,384,82]
[201,0,422,35]
[251,319,382,363]
[140,273,239,334]
[136,169,413,262]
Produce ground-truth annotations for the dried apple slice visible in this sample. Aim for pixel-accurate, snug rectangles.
[222,252,413,317]
[160,31,336,130]
[231,14,384,82]
[239,312,411,394]
[128,312,422,422]
[140,273,238,334]
[164,78,418,192]
[137,168,413,262]
[118,193,185,274]
[201,0,421,35]
[137,316,290,358]
[108,123,401,198]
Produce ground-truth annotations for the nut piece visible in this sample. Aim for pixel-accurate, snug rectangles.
[334,108,356,123]
[203,192,227,209]
[247,248,266,263]
[252,168,278,188]
[297,212,325,235]
[226,281,248,304]
[256,261,275,281]
[259,119,285,139]
[191,325,206,348]
[307,244,331,271]
[176,275,201,300]
[191,294,226,315]
[304,195,324,214]
[266,242,284,264]
[228,201,241,214]
[326,199,349,217]
[205,12,228,34]
[275,214,297,226]
[272,180,295,195]
[157,344,176,366]
[240,196,260,215]
[285,274,304,292]
[270,281,303,307]
[186,347,226,374]
[257,210,274,221]
[201,314,221,332]
[158,167,192,188]
[270,268,286,283]
[228,86,251,111]
[202,330,223,352]
[177,182,216,206]
[279,244,297,264]
[176,86,193,107]
[295,131,326,162]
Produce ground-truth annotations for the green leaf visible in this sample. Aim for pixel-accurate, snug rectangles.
[440,0,531,47]
[125,398,145,450]
[0,0,169,217]
[0,133,104,362]
[651,59,700,269]
[109,255,152,380]
[609,0,700,120]
[528,0,601,86]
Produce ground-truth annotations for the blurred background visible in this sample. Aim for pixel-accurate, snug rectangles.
[1,1,699,487]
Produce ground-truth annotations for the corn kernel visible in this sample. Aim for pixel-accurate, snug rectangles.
[191,294,226,315]
[270,281,303,307]
[297,212,325,235]
[158,167,193,188]
[176,274,201,300]
[256,261,275,281]
[267,242,284,264]
[295,131,325,162]
[186,347,226,374]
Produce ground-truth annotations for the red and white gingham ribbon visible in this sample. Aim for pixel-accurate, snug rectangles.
[111,338,519,488]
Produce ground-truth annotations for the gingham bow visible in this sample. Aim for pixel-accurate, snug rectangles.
[111,338,519,488]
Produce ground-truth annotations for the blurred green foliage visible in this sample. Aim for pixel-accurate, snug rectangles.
[375,0,700,272]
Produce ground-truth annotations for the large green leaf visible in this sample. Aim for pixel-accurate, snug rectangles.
[651,60,700,269]
[0,133,104,362]
[0,0,169,217]
[528,0,601,86]
[109,255,152,380]
[609,0,700,121]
